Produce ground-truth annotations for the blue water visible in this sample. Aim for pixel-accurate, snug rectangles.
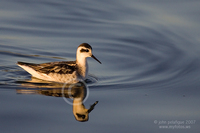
[1,0,200,132]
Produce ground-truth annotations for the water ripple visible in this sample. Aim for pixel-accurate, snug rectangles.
[96,26,200,89]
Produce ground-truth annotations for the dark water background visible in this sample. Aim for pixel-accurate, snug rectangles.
[1,0,200,132]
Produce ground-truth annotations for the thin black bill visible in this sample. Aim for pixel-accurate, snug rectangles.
[91,55,101,64]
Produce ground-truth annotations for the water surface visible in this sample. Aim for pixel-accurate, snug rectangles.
[1,0,200,132]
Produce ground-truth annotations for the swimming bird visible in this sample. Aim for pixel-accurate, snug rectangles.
[17,43,101,83]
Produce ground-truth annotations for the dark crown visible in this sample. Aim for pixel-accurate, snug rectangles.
[78,43,92,50]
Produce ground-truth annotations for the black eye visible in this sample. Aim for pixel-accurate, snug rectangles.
[80,49,89,52]
[76,113,86,119]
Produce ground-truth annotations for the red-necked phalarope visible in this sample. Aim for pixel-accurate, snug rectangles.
[17,43,101,83]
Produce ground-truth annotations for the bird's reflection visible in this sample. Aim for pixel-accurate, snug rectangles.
[16,77,98,122]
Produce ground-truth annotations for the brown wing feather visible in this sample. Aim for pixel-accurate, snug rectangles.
[18,61,77,74]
